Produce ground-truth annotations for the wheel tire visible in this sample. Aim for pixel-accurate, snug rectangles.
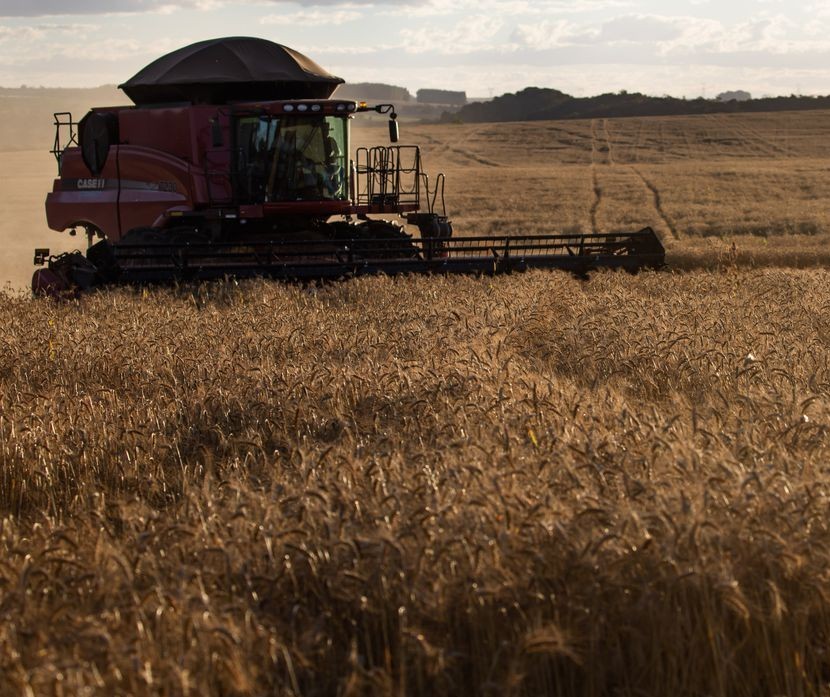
[32,268,70,298]
[118,227,166,246]
[328,220,420,259]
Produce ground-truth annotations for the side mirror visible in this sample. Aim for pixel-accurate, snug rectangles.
[389,116,399,144]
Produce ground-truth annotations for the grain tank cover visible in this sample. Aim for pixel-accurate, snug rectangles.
[119,37,344,105]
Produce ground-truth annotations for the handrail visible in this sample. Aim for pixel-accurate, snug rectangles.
[354,145,421,210]
[51,112,78,172]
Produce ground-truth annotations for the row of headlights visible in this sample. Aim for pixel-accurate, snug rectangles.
[282,102,357,113]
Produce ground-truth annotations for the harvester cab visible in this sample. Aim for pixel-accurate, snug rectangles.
[33,37,664,295]
[235,102,400,207]
[236,108,351,203]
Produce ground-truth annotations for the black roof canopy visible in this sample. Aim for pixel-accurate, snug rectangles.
[119,37,345,105]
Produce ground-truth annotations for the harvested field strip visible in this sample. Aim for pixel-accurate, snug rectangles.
[417,131,502,168]
[709,114,791,158]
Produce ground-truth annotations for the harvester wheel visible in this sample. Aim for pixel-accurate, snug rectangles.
[329,219,419,260]
[167,227,210,245]
[112,227,180,273]
[32,268,71,298]
[118,226,167,245]
[32,251,98,298]
[118,226,209,247]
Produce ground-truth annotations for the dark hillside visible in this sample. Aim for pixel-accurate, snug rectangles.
[444,87,830,123]
[333,82,412,103]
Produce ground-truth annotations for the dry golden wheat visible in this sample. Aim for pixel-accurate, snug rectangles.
[1,267,830,695]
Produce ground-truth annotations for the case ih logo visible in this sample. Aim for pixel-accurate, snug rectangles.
[71,179,177,192]
[77,178,106,190]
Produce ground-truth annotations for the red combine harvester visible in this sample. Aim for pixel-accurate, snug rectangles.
[34,37,664,293]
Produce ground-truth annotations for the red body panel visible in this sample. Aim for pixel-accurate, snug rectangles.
[115,146,194,236]
[46,104,218,241]
[45,188,119,238]
[45,98,412,241]
[46,144,195,242]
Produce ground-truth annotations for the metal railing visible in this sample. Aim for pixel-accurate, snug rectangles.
[355,146,421,209]
[51,112,78,172]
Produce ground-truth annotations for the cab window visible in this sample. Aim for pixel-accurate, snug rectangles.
[236,115,347,202]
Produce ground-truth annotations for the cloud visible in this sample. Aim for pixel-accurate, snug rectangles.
[494,0,634,13]
[374,0,632,19]
[398,14,504,54]
[510,21,593,50]
[260,8,362,25]
[809,1,830,17]
[0,0,184,16]
[510,12,830,60]
[512,14,697,51]
[653,15,829,57]
[0,0,422,18]
[0,0,231,17]
[0,25,46,43]
[599,15,684,43]
[4,0,830,98]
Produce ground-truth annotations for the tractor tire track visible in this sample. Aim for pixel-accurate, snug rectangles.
[590,166,601,234]
[602,119,616,165]
[547,125,593,159]
[682,126,697,162]
[418,132,501,168]
[590,118,676,240]
[711,114,771,157]
[712,114,789,158]
[589,120,604,233]
[631,119,645,162]
[631,166,679,240]
[591,118,614,165]
[743,122,792,157]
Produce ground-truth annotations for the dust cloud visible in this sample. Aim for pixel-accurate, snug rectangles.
[0,151,78,292]
[0,87,123,291]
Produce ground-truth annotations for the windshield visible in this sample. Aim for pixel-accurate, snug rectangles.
[236,115,348,203]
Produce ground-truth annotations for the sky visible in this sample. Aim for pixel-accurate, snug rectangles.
[0,0,829,99]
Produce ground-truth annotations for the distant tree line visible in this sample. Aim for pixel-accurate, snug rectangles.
[416,89,466,106]
[333,83,413,103]
[441,87,830,123]
[332,84,468,106]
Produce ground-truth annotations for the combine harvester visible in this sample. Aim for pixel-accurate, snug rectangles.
[33,37,664,293]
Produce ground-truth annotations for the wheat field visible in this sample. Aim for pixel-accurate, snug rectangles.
[2,109,830,695]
